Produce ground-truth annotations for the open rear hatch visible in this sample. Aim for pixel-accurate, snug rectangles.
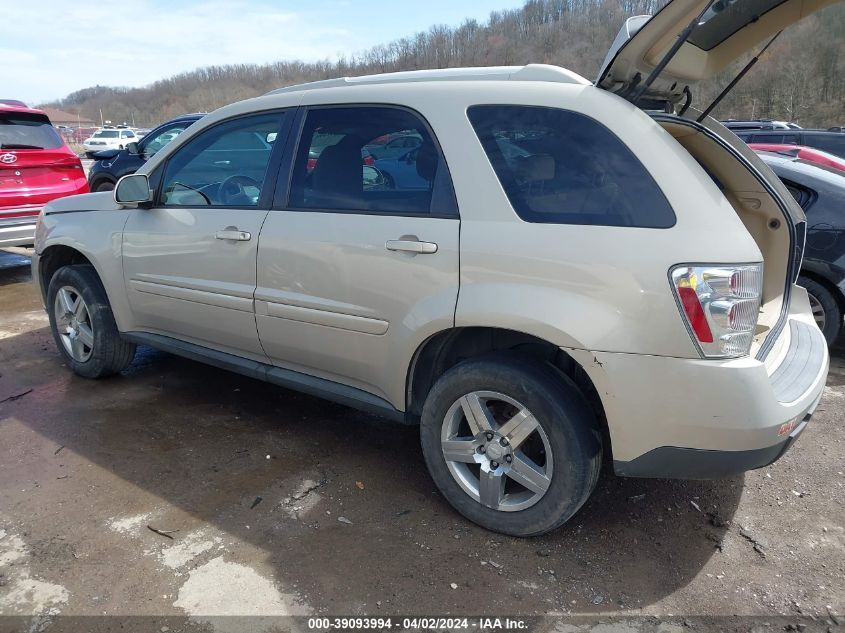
[596,0,839,109]
[595,0,834,360]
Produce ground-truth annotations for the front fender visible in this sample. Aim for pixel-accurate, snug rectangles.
[37,204,134,332]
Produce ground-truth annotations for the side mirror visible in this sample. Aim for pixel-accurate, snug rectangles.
[114,174,152,206]
[126,141,140,154]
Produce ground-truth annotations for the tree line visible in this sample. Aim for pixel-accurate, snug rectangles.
[44,0,844,129]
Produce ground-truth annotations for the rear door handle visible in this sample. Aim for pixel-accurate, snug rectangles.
[215,229,251,241]
[385,239,438,254]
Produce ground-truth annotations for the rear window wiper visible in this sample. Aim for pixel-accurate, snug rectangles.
[0,143,44,150]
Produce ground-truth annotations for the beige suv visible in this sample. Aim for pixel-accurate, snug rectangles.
[33,0,833,535]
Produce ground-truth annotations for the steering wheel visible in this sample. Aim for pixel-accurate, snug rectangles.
[219,174,260,205]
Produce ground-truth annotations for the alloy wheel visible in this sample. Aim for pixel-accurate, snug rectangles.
[54,286,94,362]
[808,291,826,331]
[440,391,553,512]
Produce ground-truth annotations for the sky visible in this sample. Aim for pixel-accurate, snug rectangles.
[1,0,527,106]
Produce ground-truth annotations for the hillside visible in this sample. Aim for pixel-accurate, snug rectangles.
[43,0,845,128]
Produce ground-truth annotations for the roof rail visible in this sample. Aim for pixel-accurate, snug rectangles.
[265,64,589,96]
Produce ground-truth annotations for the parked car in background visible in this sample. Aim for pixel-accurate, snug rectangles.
[1,104,88,247]
[758,150,845,345]
[87,114,204,192]
[722,119,801,131]
[750,144,845,173]
[366,132,423,160]
[82,128,140,157]
[0,99,28,108]
[734,128,845,159]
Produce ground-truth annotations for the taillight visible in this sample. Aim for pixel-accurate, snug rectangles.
[670,264,763,358]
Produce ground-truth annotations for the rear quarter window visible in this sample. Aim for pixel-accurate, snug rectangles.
[467,105,675,228]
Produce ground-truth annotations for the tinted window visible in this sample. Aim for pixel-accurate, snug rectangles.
[783,181,812,209]
[807,135,845,159]
[0,112,63,149]
[688,0,787,51]
[159,112,284,207]
[289,106,455,215]
[142,125,189,156]
[467,105,675,228]
[95,130,120,138]
[752,134,783,143]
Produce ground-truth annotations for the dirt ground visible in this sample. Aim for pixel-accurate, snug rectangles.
[0,247,843,633]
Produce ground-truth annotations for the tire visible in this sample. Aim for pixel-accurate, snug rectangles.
[799,275,841,346]
[420,354,602,536]
[94,180,115,192]
[47,265,136,378]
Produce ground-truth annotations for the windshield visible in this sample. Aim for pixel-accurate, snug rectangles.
[0,112,63,149]
[94,130,120,138]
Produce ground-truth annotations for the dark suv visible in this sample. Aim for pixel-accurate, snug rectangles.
[759,150,845,345]
[87,113,204,192]
[735,128,845,159]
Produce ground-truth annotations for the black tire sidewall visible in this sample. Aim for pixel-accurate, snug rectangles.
[46,266,123,378]
[799,276,841,345]
[420,355,601,536]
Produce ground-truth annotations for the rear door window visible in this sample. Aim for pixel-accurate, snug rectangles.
[0,112,63,150]
[467,105,675,228]
[752,133,783,143]
[287,106,457,216]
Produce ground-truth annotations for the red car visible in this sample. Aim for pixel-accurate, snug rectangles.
[749,143,845,173]
[1,104,88,247]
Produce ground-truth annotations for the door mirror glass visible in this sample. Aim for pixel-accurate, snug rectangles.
[126,141,140,154]
[115,174,152,205]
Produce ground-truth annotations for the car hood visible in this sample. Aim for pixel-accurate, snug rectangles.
[42,191,117,215]
[597,0,838,105]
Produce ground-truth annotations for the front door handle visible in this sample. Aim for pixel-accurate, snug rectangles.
[385,239,438,254]
[215,229,251,241]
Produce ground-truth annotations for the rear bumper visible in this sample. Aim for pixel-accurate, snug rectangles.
[570,286,829,479]
[613,393,818,478]
[0,208,40,247]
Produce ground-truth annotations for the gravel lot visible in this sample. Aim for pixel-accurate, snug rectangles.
[0,247,842,632]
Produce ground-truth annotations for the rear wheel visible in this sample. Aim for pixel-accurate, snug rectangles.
[47,265,136,378]
[420,355,602,536]
[799,275,841,345]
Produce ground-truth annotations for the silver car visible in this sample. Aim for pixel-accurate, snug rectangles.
[32,0,832,535]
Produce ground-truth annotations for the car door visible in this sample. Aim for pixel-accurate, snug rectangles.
[255,105,460,407]
[122,110,291,359]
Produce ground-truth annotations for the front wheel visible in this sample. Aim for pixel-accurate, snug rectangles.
[420,355,602,536]
[94,180,115,192]
[799,275,842,346]
[47,265,136,378]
